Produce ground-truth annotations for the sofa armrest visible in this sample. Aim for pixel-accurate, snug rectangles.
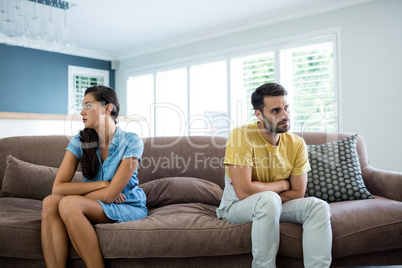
[362,166,402,201]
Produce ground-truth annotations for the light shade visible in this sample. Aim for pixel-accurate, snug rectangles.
[0,0,76,52]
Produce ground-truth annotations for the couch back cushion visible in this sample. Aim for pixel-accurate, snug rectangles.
[1,155,83,200]
[140,177,223,209]
[0,133,368,192]
[138,136,227,189]
[294,132,368,168]
[0,136,74,190]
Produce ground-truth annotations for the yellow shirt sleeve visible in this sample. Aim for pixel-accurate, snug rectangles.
[291,139,311,176]
[224,127,254,167]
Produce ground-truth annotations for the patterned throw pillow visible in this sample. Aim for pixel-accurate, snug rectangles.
[305,134,373,202]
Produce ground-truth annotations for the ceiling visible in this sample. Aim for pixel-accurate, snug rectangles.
[55,0,371,59]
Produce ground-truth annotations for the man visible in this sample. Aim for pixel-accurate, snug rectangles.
[217,83,332,268]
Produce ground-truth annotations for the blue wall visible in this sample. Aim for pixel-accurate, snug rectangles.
[0,44,115,114]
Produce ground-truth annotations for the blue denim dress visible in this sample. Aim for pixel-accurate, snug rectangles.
[67,127,147,222]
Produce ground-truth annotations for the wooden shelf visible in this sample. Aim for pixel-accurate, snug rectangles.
[0,112,145,122]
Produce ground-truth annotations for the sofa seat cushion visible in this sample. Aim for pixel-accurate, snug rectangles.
[0,198,80,261]
[96,203,252,258]
[95,196,402,260]
[0,198,44,260]
[330,196,402,258]
[278,196,402,259]
[1,196,400,261]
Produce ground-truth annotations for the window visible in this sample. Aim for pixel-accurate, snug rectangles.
[280,42,337,132]
[68,66,109,114]
[189,61,228,136]
[231,52,276,126]
[127,34,338,137]
[155,68,188,136]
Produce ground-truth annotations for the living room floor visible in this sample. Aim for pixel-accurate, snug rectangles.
[344,266,402,268]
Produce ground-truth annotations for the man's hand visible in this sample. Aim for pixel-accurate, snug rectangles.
[282,179,290,191]
[279,174,307,203]
[114,193,126,204]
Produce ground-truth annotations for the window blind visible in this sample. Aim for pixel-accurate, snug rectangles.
[232,52,276,121]
[126,37,338,137]
[72,75,104,113]
[282,42,337,132]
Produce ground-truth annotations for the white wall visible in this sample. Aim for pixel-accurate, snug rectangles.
[116,0,402,172]
[0,119,81,138]
[0,119,146,140]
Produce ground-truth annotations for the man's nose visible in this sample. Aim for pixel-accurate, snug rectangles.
[282,108,289,118]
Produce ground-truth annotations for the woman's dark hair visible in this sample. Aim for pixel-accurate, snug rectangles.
[85,85,120,123]
[79,85,120,179]
[251,83,288,112]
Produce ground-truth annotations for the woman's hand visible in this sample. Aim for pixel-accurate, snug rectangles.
[114,193,126,204]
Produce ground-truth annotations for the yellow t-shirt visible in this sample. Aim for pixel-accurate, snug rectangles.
[224,121,310,182]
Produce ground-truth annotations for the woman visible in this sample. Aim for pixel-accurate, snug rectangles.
[41,85,147,268]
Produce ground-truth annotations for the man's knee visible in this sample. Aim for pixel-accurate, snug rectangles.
[306,197,331,219]
[253,191,282,215]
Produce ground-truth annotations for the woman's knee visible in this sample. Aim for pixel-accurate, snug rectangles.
[58,195,83,221]
[42,194,64,217]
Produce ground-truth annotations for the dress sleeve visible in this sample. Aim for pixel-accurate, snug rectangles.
[122,133,144,162]
[66,135,82,160]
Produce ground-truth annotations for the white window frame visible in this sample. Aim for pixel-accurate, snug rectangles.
[68,66,109,114]
[126,28,341,136]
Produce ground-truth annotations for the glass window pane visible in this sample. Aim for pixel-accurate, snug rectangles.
[189,61,229,136]
[155,68,187,137]
[280,42,336,132]
[127,74,155,137]
[231,52,275,127]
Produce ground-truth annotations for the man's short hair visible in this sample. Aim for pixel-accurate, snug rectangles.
[251,83,288,112]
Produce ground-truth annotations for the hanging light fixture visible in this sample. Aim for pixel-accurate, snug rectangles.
[0,0,76,52]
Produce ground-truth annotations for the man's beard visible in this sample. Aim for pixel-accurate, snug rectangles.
[261,115,290,134]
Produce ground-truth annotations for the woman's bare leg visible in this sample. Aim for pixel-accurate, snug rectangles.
[41,194,69,267]
[58,195,113,268]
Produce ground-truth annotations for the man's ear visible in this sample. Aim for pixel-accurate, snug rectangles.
[255,110,262,121]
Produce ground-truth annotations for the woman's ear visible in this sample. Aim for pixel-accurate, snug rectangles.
[105,104,113,115]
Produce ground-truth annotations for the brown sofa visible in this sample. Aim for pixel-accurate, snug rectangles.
[0,132,401,267]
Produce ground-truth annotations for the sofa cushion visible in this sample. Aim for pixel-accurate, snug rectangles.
[140,177,223,209]
[305,135,373,202]
[1,197,400,261]
[96,203,252,258]
[1,155,83,200]
[330,196,402,258]
[0,197,79,260]
[94,196,402,260]
[0,198,44,260]
[277,196,402,259]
